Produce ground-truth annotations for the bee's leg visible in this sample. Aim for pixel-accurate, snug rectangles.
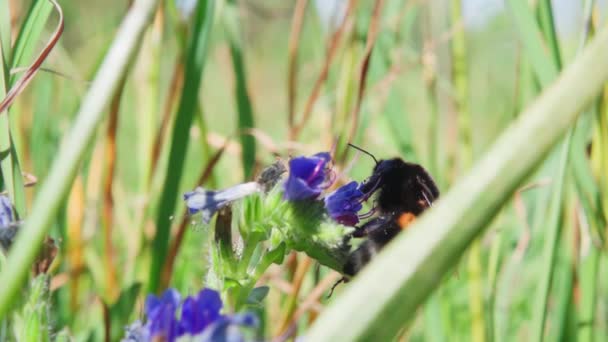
[352,216,389,237]
[327,277,348,298]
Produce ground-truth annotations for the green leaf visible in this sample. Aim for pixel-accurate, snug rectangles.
[246,286,270,306]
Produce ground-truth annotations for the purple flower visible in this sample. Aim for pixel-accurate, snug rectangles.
[177,288,223,336]
[127,288,259,342]
[284,152,333,201]
[144,289,181,341]
[197,313,259,342]
[0,195,18,251]
[324,181,364,226]
[0,195,13,228]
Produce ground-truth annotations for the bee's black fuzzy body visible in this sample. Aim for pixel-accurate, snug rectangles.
[343,158,439,277]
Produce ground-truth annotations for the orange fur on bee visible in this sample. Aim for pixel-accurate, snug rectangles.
[397,212,416,230]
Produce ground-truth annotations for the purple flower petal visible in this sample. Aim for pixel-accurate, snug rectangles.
[0,195,14,228]
[134,287,259,342]
[195,313,259,342]
[284,152,332,201]
[178,288,224,336]
[324,181,364,226]
[144,289,181,341]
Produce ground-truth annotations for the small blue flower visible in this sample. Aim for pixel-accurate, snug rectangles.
[197,313,259,342]
[324,181,364,226]
[128,288,259,342]
[184,182,260,223]
[0,195,14,228]
[178,288,223,336]
[284,152,333,201]
[122,321,149,342]
[144,289,181,341]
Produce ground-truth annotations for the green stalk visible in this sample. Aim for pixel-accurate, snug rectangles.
[530,0,595,338]
[2,0,57,216]
[224,0,256,181]
[0,0,10,72]
[383,4,418,161]
[13,275,51,342]
[305,25,608,341]
[0,0,160,317]
[575,4,601,339]
[148,0,215,293]
[578,245,600,342]
[536,0,562,69]
[450,0,484,340]
[9,0,53,85]
[506,0,559,86]
[487,220,504,342]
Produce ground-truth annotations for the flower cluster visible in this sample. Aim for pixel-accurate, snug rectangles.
[123,288,257,342]
[183,152,373,228]
[282,153,368,226]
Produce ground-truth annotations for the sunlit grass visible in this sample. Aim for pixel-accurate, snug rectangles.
[0,0,607,341]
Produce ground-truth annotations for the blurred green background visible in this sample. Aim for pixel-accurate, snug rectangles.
[1,0,608,341]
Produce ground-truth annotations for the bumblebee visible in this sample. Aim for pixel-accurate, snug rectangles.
[343,149,439,277]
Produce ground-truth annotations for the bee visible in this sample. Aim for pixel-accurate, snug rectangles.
[343,145,439,277]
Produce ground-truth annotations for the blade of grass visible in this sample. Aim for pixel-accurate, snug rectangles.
[9,0,53,84]
[578,234,600,342]
[573,6,602,339]
[344,0,384,148]
[506,0,558,86]
[101,76,127,303]
[0,0,62,218]
[160,136,229,289]
[0,0,10,72]
[0,0,64,218]
[148,0,215,294]
[224,0,256,180]
[305,25,608,341]
[530,0,595,337]
[287,0,308,133]
[536,0,561,69]
[530,131,571,341]
[137,9,163,190]
[449,1,485,340]
[0,0,12,207]
[291,0,356,140]
[0,0,64,114]
[0,0,160,317]
[380,3,419,161]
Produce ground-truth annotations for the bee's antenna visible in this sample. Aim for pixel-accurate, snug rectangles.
[327,277,347,299]
[347,143,378,165]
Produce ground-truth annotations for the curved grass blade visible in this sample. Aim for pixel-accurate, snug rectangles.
[0,0,160,317]
[305,25,608,341]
